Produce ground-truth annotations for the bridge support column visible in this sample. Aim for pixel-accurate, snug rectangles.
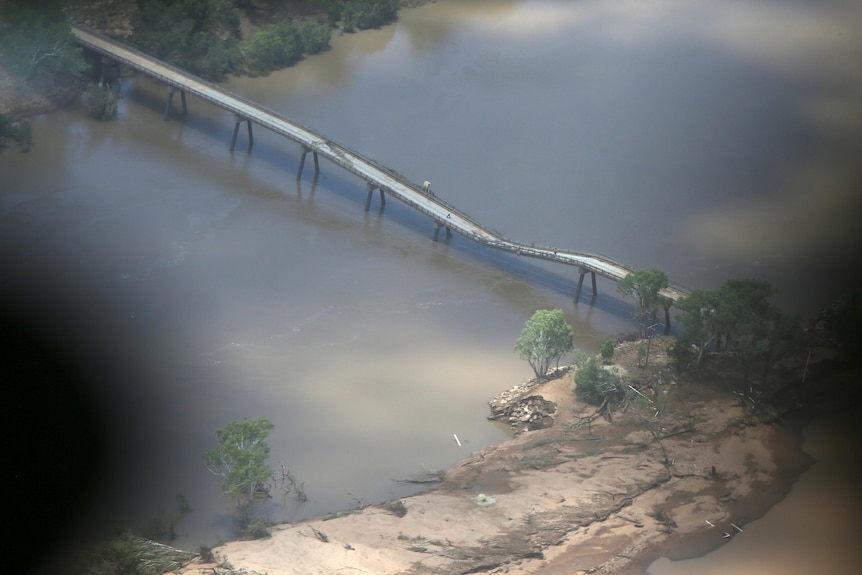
[296,146,320,180]
[230,115,254,151]
[432,221,452,242]
[364,182,386,211]
[574,268,598,304]
[163,86,187,121]
[97,56,119,89]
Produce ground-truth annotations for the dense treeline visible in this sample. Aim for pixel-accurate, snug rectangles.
[1,1,401,86]
[129,0,399,80]
[0,0,87,78]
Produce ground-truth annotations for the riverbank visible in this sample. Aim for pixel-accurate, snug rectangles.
[0,0,438,120]
[170,337,837,575]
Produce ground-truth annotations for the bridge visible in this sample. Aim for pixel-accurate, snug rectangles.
[71,24,689,307]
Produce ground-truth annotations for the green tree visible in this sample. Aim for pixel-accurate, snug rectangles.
[676,278,804,385]
[714,278,777,383]
[301,21,332,55]
[205,417,275,529]
[132,0,241,80]
[600,338,615,364]
[0,0,88,78]
[676,288,723,369]
[244,23,303,73]
[617,268,670,337]
[515,309,574,380]
[338,0,398,32]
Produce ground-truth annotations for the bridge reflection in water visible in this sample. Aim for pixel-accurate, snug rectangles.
[71,24,689,309]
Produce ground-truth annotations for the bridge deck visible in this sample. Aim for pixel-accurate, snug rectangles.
[71,24,689,303]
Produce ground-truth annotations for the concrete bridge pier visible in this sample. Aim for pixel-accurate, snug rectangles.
[433,221,452,242]
[296,146,320,180]
[163,86,187,121]
[574,267,598,303]
[97,56,119,89]
[229,114,254,151]
[364,182,386,211]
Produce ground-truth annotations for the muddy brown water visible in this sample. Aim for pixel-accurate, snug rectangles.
[3,0,861,571]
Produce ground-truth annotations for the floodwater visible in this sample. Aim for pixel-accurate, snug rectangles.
[649,407,862,575]
[2,0,861,570]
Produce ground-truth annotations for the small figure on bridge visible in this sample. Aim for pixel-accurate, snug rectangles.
[553,248,558,255]
[423,181,431,191]
[447,213,451,219]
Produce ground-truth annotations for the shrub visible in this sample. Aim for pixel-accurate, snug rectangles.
[234,515,271,540]
[340,0,398,32]
[574,357,623,405]
[86,83,119,121]
[0,2,88,78]
[189,36,242,80]
[301,21,332,55]
[244,24,304,73]
[0,114,32,152]
[600,339,615,364]
[667,338,694,373]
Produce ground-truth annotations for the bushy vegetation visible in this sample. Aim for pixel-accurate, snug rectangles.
[0,0,88,79]
[244,23,304,73]
[130,0,334,78]
[132,0,243,80]
[85,82,119,120]
[574,357,625,405]
[325,0,399,32]
[0,113,32,152]
[301,21,332,55]
[600,338,615,364]
[675,278,806,384]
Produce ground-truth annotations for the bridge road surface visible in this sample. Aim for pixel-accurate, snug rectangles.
[71,24,689,304]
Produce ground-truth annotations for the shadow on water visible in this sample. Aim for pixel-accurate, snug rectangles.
[114,73,646,329]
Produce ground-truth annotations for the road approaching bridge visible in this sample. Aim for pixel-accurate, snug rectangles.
[71,24,689,305]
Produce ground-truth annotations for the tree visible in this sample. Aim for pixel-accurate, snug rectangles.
[515,309,574,379]
[617,269,670,337]
[0,0,88,79]
[205,418,274,527]
[132,0,241,80]
[600,338,615,364]
[676,278,804,385]
[301,21,332,55]
[714,278,777,383]
[676,288,723,369]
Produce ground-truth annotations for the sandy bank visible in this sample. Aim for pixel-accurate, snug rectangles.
[172,337,819,575]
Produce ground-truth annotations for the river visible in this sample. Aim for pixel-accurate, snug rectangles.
[2,0,861,570]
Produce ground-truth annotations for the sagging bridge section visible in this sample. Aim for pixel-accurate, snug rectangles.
[72,24,689,307]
